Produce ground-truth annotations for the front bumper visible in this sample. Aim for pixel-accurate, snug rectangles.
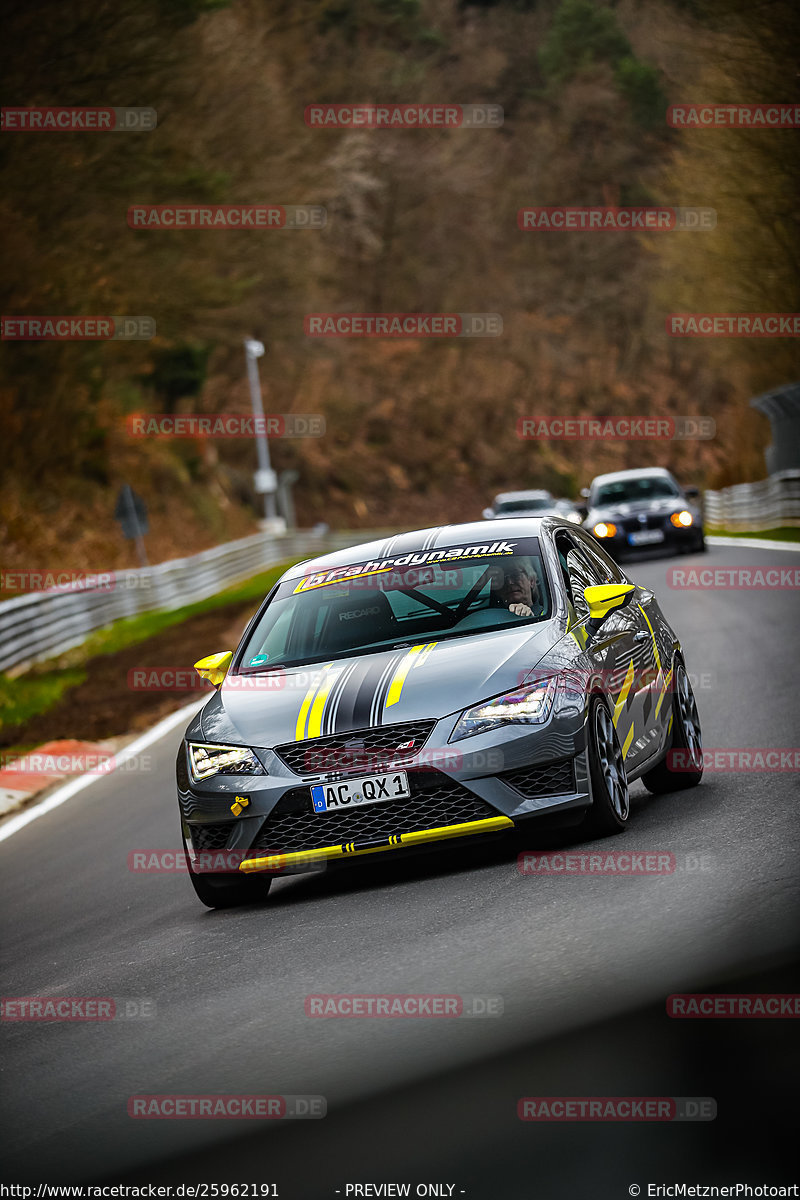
[177,709,591,876]
[591,522,703,557]
[240,815,514,874]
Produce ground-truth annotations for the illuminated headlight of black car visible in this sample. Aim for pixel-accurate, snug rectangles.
[449,677,558,742]
[187,742,264,782]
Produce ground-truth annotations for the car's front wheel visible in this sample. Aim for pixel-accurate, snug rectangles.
[583,696,630,836]
[642,661,704,793]
[182,829,272,909]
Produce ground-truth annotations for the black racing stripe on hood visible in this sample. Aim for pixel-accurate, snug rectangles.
[334,651,397,733]
[322,661,358,736]
[370,652,404,727]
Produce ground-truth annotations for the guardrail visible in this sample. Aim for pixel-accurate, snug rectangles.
[703,471,800,532]
[0,529,376,674]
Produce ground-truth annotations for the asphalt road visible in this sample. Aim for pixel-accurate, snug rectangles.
[1,542,799,1185]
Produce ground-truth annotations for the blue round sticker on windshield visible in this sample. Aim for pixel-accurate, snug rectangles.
[248,654,269,666]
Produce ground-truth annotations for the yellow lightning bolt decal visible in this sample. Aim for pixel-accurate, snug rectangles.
[621,723,636,759]
[612,659,635,728]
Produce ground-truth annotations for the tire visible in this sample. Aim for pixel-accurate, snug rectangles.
[582,695,631,836]
[182,829,272,909]
[642,661,704,794]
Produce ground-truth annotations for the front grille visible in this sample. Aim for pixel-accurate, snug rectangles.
[500,758,575,798]
[251,770,499,854]
[620,514,667,533]
[190,823,232,852]
[274,720,436,778]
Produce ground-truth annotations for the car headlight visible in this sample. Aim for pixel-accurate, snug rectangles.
[593,522,617,538]
[670,510,693,528]
[450,678,558,742]
[188,742,264,782]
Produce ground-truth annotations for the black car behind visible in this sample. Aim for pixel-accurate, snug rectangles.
[582,467,705,558]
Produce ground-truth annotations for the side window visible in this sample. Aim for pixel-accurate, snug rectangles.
[556,532,603,621]
[572,529,627,584]
[554,532,575,603]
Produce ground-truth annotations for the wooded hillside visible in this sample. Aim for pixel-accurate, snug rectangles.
[2,0,798,569]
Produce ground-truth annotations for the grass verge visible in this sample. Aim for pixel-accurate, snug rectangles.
[707,527,800,543]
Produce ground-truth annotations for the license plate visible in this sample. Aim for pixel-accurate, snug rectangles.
[311,771,410,814]
[628,529,664,546]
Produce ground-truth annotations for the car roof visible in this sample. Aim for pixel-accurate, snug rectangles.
[590,467,676,488]
[281,518,567,581]
[493,490,552,502]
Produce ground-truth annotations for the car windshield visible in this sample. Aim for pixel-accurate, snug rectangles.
[237,536,551,671]
[594,476,680,505]
[496,498,551,513]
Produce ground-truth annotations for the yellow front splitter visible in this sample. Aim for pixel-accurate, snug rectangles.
[239,815,515,875]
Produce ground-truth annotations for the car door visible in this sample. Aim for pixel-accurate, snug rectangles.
[560,529,658,771]
[633,577,676,750]
[574,529,666,766]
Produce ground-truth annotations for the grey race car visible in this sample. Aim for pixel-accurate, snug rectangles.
[177,519,703,907]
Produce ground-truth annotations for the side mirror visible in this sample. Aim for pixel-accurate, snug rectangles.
[482,508,495,520]
[684,486,699,499]
[194,650,233,687]
[580,487,590,500]
[583,584,636,621]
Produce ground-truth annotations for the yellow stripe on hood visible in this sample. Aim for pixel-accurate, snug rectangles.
[295,663,333,741]
[385,642,437,709]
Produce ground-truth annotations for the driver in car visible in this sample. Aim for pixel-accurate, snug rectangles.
[490,560,543,617]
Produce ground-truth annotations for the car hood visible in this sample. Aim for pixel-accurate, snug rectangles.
[198,622,564,747]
